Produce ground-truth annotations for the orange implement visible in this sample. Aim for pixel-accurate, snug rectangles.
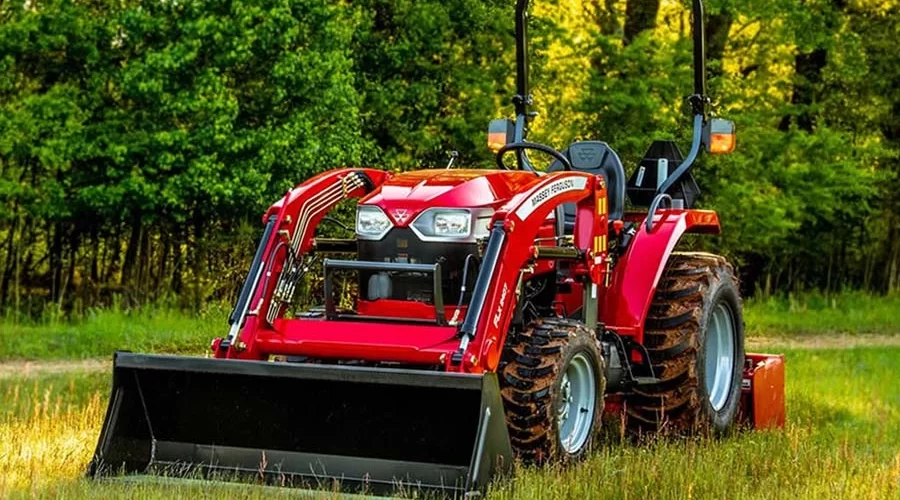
[740,353,786,429]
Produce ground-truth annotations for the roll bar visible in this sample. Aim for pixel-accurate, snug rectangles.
[513,0,710,192]
[658,0,708,196]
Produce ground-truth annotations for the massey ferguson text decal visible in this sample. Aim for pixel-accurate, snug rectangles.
[515,177,588,220]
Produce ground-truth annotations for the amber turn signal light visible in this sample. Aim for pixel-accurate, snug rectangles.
[709,132,736,154]
[488,132,508,153]
[487,119,515,153]
[703,118,736,155]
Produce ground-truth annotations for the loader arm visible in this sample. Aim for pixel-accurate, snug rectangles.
[219,168,390,360]
[455,172,609,372]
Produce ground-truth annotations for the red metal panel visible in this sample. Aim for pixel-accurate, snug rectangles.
[740,353,786,429]
[361,169,542,226]
[602,209,720,342]
[356,299,467,322]
[256,318,461,367]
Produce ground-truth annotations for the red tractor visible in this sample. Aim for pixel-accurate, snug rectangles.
[89,0,784,495]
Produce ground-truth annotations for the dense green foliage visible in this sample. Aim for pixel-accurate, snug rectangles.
[1,0,899,315]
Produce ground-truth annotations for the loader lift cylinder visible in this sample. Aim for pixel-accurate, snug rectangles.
[224,215,277,349]
[457,225,506,346]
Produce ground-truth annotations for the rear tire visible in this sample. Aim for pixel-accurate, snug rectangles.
[625,252,744,436]
[499,319,606,463]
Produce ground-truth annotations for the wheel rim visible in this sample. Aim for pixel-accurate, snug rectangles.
[556,352,596,454]
[705,302,736,411]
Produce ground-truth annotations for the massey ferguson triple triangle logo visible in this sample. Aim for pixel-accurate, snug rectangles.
[392,209,410,224]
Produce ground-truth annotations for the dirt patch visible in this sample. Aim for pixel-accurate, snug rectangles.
[0,359,109,379]
[747,333,900,351]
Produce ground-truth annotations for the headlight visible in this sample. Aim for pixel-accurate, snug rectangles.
[412,209,472,240]
[434,211,470,236]
[356,206,392,240]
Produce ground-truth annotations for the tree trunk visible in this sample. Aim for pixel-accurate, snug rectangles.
[623,0,660,44]
[172,226,184,296]
[192,215,206,310]
[158,226,170,292]
[105,224,122,285]
[49,221,64,303]
[706,10,733,79]
[0,208,19,308]
[889,238,900,293]
[779,48,827,132]
[90,225,100,284]
[137,226,151,295]
[121,214,142,286]
[62,232,80,314]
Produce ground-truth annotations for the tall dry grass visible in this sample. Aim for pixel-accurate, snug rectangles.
[0,386,103,495]
[0,347,898,499]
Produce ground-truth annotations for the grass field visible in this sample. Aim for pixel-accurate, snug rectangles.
[0,303,230,360]
[744,292,900,338]
[2,292,899,361]
[1,345,898,499]
[1,293,898,498]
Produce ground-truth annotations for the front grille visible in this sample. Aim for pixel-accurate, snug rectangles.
[358,228,478,305]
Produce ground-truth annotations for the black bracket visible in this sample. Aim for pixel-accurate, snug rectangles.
[323,259,445,326]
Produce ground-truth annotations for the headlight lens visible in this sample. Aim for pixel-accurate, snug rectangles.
[356,206,392,239]
[434,211,470,236]
[412,209,472,239]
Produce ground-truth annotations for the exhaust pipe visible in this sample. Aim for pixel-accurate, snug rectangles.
[88,353,512,496]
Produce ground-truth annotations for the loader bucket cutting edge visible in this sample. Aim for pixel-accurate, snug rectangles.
[87,352,513,496]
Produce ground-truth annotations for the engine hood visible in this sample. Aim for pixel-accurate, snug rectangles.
[360,169,540,226]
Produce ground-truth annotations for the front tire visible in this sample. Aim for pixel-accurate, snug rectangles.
[499,319,606,463]
[625,252,745,436]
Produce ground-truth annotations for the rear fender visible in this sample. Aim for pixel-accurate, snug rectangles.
[602,209,720,343]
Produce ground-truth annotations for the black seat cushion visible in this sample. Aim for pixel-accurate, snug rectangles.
[548,141,626,233]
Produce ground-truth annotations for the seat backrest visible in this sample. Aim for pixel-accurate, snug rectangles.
[548,141,627,232]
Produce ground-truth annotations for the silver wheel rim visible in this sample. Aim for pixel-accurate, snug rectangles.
[557,352,596,454]
[705,302,736,411]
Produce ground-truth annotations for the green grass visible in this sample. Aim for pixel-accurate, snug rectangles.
[1,346,898,499]
[0,372,109,421]
[0,303,230,361]
[744,292,900,337]
[1,292,897,361]
[489,347,900,499]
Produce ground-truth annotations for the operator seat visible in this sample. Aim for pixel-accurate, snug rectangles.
[547,141,626,234]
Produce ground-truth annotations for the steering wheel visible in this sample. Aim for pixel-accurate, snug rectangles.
[496,141,572,171]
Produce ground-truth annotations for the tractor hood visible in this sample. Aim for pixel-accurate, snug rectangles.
[360,169,540,226]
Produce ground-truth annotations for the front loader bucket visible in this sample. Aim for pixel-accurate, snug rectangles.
[88,352,513,496]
